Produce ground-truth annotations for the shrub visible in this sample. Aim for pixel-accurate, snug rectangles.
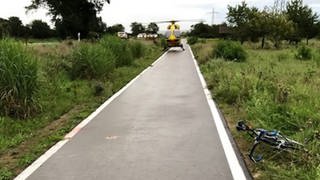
[187,36,198,45]
[70,43,115,80]
[0,39,39,118]
[295,45,312,60]
[100,36,134,67]
[213,40,247,62]
[130,41,145,59]
[160,38,167,48]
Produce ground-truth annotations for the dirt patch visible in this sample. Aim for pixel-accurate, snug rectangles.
[0,105,83,176]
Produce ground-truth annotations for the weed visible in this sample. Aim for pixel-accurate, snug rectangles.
[192,40,215,64]
[0,168,13,180]
[18,153,37,166]
[0,39,39,119]
[213,40,247,62]
[70,43,115,80]
[0,37,162,178]
[100,36,134,67]
[192,39,320,179]
[275,83,291,104]
[130,41,145,59]
[160,38,166,49]
[296,45,312,60]
[187,36,198,45]
[93,82,105,96]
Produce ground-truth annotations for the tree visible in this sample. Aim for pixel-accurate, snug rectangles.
[27,0,110,39]
[286,0,319,44]
[146,23,159,34]
[227,2,258,43]
[227,1,296,49]
[269,13,294,48]
[131,22,145,36]
[29,20,53,39]
[107,24,125,34]
[0,18,8,38]
[7,16,25,37]
[248,10,272,48]
[190,23,212,38]
[317,22,320,38]
[188,23,224,38]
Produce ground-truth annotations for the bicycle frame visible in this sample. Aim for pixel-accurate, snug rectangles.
[236,121,303,163]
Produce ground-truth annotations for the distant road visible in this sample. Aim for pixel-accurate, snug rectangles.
[20,42,248,180]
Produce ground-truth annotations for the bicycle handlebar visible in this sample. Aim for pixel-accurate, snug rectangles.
[236,121,250,131]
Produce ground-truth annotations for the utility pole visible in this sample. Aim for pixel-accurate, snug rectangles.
[212,8,215,25]
[206,8,219,25]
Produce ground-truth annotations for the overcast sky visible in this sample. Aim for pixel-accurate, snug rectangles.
[0,0,319,32]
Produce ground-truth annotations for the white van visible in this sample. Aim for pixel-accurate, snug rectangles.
[117,32,128,39]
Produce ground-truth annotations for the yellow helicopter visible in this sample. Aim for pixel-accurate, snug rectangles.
[161,20,184,50]
[155,20,203,51]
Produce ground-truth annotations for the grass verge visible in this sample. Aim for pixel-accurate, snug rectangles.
[0,37,162,180]
[192,39,320,180]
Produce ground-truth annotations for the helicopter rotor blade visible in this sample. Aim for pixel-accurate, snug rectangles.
[153,20,178,24]
[153,19,205,24]
[176,19,205,22]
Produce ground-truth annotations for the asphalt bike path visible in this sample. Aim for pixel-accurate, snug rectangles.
[20,43,247,180]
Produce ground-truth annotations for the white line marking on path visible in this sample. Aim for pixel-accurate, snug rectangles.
[188,45,247,180]
[14,51,168,180]
[14,140,68,180]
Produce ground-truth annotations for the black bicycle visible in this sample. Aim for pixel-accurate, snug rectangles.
[236,121,304,163]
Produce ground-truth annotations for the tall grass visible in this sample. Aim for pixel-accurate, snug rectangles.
[69,36,148,80]
[130,41,146,59]
[193,40,320,179]
[187,36,198,45]
[100,36,134,67]
[70,43,116,80]
[0,39,39,119]
[0,37,162,179]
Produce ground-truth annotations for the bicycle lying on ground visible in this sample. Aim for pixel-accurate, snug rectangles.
[236,121,304,163]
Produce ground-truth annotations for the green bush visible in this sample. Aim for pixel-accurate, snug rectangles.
[100,36,134,67]
[213,40,247,62]
[187,36,198,45]
[0,39,39,119]
[160,38,167,48]
[70,43,115,80]
[130,41,145,59]
[295,45,312,60]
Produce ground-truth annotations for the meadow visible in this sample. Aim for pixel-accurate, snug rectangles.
[0,37,162,179]
[192,39,320,179]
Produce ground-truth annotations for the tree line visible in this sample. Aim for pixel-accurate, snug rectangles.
[0,0,160,40]
[0,0,111,39]
[106,22,159,36]
[189,0,320,48]
[0,16,160,40]
[0,17,55,39]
